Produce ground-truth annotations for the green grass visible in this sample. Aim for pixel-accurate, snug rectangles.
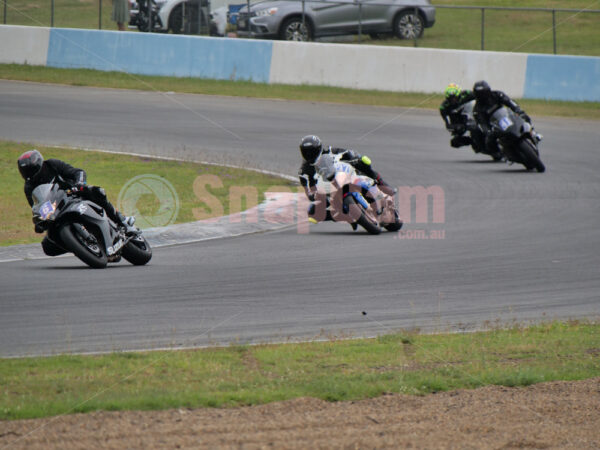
[3,0,599,55]
[0,321,598,420]
[1,141,296,246]
[358,0,600,56]
[3,0,114,30]
[2,65,599,120]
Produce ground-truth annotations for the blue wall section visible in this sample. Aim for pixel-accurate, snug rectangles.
[38,27,599,102]
[524,54,600,102]
[47,29,273,82]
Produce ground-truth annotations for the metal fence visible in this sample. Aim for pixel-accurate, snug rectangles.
[2,1,599,55]
[434,5,600,54]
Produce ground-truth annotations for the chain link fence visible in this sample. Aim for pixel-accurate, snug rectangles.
[1,1,599,55]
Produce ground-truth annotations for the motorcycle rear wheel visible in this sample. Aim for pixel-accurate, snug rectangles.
[519,140,545,173]
[121,235,153,266]
[59,224,108,269]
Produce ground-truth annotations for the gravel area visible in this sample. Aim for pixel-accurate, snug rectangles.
[1,378,599,449]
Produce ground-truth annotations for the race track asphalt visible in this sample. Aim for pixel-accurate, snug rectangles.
[1,80,599,357]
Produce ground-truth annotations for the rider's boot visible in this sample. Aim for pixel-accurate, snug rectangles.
[116,211,137,233]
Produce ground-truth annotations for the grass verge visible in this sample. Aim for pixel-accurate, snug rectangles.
[1,65,599,120]
[0,321,598,420]
[356,0,600,56]
[1,141,296,246]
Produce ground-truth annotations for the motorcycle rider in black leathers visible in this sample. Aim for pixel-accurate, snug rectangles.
[18,149,134,256]
[298,135,394,226]
[472,80,540,156]
[439,82,481,150]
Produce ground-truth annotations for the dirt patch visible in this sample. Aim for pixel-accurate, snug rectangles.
[1,378,599,449]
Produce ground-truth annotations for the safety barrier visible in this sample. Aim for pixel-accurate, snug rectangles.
[0,25,598,102]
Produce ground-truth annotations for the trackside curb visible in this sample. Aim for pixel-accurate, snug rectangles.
[0,192,305,263]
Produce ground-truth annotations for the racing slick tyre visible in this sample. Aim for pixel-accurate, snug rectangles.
[383,210,403,232]
[121,235,153,266]
[519,140,545,173]
[59,223,107,269]
[344,196,381,235]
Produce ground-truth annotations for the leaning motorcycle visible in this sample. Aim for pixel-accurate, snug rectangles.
[307,154,402,235]
[488,105,545,172]
[447,100,502,161]
[31,179,152,268]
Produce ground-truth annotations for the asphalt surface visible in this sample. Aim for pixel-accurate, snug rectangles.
[1,80,599,357]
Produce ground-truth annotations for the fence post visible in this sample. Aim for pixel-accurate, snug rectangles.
[358,1,362,42]
[51,0,55,27]
[552,9,557,54]
[3,0,7,25]
[413,6,418,47]
[480,7,484,50]
[246,0,251,37]
[99,0,102,29]
[302,0,305,38]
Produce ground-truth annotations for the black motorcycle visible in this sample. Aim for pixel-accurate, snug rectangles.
[446,99,502,161]
[488,106,545,172]
[31,179,152,268]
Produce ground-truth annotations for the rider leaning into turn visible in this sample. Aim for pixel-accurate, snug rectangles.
[472,80,541,155]
[17,149,134,256]
[439,82,477,149]
[298,135,395,201]
[298,135,395,228]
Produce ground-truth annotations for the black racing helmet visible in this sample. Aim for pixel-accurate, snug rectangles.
[17,149,44,180]
[299,135,323,165]
[473,80,492,102]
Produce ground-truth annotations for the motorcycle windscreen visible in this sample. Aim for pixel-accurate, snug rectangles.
[31,183,55,207]
[490,107,514,132]
[314,154,336,181]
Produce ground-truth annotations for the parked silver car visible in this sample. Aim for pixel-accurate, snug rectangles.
[236,0,435,41]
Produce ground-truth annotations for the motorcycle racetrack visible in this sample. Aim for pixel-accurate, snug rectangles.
[1,80,599,358]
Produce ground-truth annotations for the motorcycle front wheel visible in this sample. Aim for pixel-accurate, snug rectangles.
[344,196,381,235]
[519,140,545,173]
[59,224,108,269]
[383,210,403,232]
[121,235,152,266]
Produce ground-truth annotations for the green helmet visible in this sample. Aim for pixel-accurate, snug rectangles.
[444,83,461,100]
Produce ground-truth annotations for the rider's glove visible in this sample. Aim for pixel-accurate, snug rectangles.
[72,182,86,194]
[31,217,46,233]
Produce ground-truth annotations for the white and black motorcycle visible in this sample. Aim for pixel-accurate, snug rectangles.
[307,154,402,235]
[31,179,152,268]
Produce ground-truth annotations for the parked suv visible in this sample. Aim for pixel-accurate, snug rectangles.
[236,0,435,41]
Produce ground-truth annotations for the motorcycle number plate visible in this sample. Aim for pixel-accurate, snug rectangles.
[39,201,56,220]
[499,117,513,131]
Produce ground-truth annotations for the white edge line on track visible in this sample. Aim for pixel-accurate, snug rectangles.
[1,146,301,262]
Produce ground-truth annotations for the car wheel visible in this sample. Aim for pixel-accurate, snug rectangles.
[279,17,312,41]
[394,10,424,40]
[169,5,184,33]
